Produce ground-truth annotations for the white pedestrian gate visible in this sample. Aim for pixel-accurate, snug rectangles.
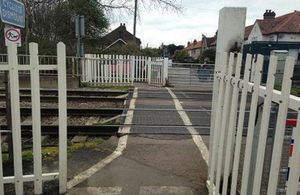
[0,42,67,194]
[148,58,168,86]
[208,51,300,194]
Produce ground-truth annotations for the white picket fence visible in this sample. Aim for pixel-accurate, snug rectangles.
[208,52,300,194]
[82,54,152,85]
[0,42,67,194]
[81,54,168,86]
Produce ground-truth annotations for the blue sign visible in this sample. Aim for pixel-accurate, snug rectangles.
[0,0,25,28]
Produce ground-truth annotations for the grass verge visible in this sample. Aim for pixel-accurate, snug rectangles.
[2,137,104,162]
[274,84,300,96]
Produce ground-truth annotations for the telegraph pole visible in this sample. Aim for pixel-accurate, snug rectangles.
[133,0,138,43]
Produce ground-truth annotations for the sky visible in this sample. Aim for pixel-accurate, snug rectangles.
[108,0,299,48]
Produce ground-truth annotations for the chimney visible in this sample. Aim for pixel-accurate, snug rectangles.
[187,41,191,46]
[263,10,276,20]
[120,23,122,26]
[193,39,197,45]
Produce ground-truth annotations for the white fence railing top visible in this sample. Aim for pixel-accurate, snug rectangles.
[208,51,300,195]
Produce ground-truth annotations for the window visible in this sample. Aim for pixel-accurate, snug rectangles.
[269,35,275,41]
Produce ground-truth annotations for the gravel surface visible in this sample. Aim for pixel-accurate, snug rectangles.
[67,116,95,125]
[41,116,59,125]
[0,115,124,125]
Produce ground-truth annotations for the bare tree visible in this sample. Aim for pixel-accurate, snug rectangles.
[97,0,182,14]
[97,0,183,43]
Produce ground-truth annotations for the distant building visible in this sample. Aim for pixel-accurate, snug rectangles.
[243,10,300,82]
[184,34,217,59]
[184,39,202,59]
[244,10,300,44]
[201,34,217,50]
[102,23,141,51]
[243,10,300,64]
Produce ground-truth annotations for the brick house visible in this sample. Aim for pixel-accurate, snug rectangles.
[184,34,217,59]
[102,23,141,51]
[243,10,300,82]
[244,10,300,65]
[244,10,300,44]
[184,40,202,59]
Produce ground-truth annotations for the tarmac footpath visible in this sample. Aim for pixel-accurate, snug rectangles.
[68,83,210,195]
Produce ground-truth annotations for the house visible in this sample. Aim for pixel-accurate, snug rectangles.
[184,34,217,59]
[243,10,300,63]
[201,34,217,50]
[184,40,202,59]
[244,10,300,44]
[243,10,300,82]
[102,23,141,51]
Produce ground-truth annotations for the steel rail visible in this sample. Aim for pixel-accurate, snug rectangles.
[0,95,126,102]
[0,88,128,97]
[0,124,277,137]
[0,125,119,135]
[0,108,123,116]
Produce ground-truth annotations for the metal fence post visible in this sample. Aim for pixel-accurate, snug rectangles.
[57,42,68,194]
[29,43,43,194]
[8,42,24,194]
[148,57,151,85]
[131,56,134,85]
[163,58,168,86]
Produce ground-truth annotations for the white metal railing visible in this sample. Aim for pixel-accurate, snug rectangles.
[208,51,300,195]
[0,43,67,194]
[169,62,215,86]
[0,53,78,76]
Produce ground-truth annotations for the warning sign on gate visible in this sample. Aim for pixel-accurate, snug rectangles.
[4,28,21,47]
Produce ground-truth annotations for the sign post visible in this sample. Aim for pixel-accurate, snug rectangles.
[0,0,25,28]
[75,14,85,87]
[1,0,25,164]
[5,28,21,47]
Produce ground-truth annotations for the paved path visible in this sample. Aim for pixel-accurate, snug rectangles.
[69,83,211,195]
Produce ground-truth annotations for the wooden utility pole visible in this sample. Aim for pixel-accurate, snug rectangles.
[133,0,138,43]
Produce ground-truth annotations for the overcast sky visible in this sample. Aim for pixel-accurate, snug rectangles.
[108,0,299,48]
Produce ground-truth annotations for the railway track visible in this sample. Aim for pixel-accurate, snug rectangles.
[0,125,120,135]
[0,108,124,116]
[0,95,126,102]
[0,88,128,97]
[0,89,129,136]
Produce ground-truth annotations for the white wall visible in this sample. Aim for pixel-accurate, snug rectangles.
[245,22,266,44]
[278,34,300,42]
